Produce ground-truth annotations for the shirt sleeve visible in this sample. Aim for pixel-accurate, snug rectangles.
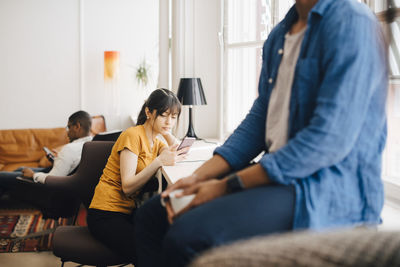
[33,172,47,184]
[259,14,387,184]
[215,13,387,185]
[33,144,79,183]
[115,130,141,156]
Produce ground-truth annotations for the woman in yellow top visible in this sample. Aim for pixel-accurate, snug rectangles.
[87,88,187,263]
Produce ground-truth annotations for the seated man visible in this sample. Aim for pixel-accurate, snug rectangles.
[133,1,388,266]
[0,110,93,196]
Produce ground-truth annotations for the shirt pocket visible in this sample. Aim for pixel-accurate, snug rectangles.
[290,58,321,133]
[294,58,321,104]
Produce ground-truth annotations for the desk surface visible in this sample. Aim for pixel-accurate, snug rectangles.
[161,140,219,184]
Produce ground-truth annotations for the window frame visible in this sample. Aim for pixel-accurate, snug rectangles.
[221,0,293,137]
[374,2,400,207]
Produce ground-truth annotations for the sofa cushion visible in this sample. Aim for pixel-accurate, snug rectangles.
[0,115,106,171]
[190,229,400,267]
[1,162,39,172]
[38,155,53,168]
[90,115,106,136]
[0,128,68,170]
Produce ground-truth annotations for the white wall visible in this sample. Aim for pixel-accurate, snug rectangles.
[0,0,159,130]
[192,0,221,139]
[82,0,159,130]
[172,0,221,139]
[0,0,80,129]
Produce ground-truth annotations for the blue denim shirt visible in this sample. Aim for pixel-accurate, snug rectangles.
[215,0,388,229]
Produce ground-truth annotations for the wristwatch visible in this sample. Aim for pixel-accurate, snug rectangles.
[225,173,245,194]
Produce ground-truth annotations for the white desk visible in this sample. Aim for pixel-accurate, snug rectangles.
[156,140,219,188]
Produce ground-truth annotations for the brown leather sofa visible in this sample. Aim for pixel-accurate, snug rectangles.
[0,115,106,172]
[0,128,69,171]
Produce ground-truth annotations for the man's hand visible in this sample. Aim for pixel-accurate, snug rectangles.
[22,168,34,179]
[162,154,231,199]
[161,173,201,224]
[161,173,200,199]
[51,149,59,158]
[165,179,227,224]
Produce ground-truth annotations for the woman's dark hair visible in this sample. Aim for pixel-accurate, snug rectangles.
[137,88,182,125]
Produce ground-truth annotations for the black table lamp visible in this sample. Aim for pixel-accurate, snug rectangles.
[177,78,207,139]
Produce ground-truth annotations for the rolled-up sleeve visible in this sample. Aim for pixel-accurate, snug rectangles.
[260,15,387,184]
[33,172,48,184]
[33,145,78,184]
[214,94,267,170]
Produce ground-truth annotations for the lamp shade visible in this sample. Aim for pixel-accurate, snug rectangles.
[104,51,120,80]
[177,78,207,106]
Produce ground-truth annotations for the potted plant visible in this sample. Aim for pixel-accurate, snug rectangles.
[136,59,151,88]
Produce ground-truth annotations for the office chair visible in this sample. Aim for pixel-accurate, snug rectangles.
[46,141,129,267]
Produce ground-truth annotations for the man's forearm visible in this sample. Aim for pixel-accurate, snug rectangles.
[235,163,270,189]
[193,154,231,181]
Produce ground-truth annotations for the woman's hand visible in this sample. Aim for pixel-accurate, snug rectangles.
[157,144,188,166]
[165,179,227,224]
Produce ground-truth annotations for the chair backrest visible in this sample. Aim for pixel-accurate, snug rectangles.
[45,141,114,209]
[90,115,107,136]
[92,130,122,141]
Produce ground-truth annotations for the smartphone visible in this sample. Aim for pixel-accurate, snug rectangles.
[177,137,196,154]
[43,146,55,162]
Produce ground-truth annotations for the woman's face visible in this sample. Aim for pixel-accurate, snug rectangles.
[151,108,178,135]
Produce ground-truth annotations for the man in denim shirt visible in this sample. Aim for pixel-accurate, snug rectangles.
[134,1,388,266]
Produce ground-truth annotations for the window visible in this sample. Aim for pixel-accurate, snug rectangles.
[222,0,294,136]
[373,0,400,78]
[381,3,400,197]
[384,81,400,189]
[387,0,400,78]
[370,0,400,202]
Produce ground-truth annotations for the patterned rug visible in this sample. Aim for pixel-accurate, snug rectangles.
[0,208,87,253]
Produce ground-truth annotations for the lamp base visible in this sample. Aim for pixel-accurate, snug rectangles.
[185,127,201,140]
[185,106,201,140]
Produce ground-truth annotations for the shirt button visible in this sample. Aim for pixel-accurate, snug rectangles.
[278,49,283,54]
[268,78,273,84]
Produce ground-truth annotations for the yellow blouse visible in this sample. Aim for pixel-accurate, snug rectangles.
[89,125,166,214]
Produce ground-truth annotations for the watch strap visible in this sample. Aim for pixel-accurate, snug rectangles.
[226,173,245,194]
